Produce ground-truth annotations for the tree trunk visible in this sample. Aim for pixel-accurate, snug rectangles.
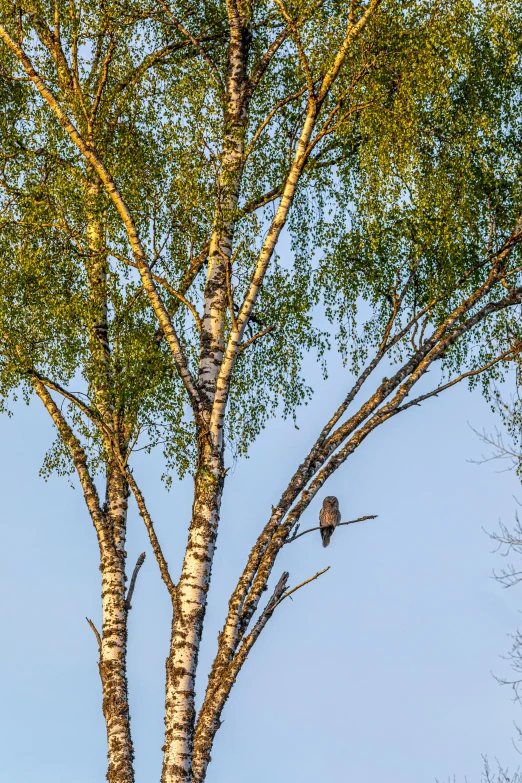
[160,18,252,781]
[86,180,135,783]
[161,442,225,783]
[99,468,134,783]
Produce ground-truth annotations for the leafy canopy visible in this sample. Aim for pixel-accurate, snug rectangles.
[0,0,521,476]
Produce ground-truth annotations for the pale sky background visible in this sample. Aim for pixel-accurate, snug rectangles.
[1,347,522,782]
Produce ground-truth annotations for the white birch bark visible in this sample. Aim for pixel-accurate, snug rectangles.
[86,180,135,783]
[161,449,224,783]
[99,468,134,783]
[161,12,252,780]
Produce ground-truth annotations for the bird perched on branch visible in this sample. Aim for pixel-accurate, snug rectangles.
[319,496,341,547]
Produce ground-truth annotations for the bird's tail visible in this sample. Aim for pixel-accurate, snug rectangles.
[321,527,331,547]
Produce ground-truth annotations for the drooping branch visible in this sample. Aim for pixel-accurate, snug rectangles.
[111,250,202,331]
[123,466,176,601]
[157,0,225,92]
[273,0,315,98]
[30,370,108,431]
[244,84,307,160]
[31,377,111,553]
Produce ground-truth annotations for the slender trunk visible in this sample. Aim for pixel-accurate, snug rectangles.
[161,442,224,783]
[99,467,134,783]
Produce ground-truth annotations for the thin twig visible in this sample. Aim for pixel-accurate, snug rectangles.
[111,250,202,331]
[395,344,522,415]
[287,514,377,543]
[157,0,224,92]
[236,324,276,356]
[274,566,330,608]
[125,552,146,609]
[245,84,308,160]
[86,617,102,650]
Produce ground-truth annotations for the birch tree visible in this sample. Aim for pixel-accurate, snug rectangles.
[1,1,522,782]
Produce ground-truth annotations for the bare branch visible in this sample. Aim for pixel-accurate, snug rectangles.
[227,272,522,663]
[86,617,102,650]
[123,467,176,601]
[287,514,377,543]
[273,566,330,608]
[193,565,328,780]
[236,324,275,356]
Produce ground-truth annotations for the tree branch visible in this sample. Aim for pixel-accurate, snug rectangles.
[210,0,383,440]
[111,250,202,331]
[123,467,177,601]
[273,566,330,608]
[236,324,276,357]
[248,25,290,94]
[244,85,307,160]
[157,0,225,92]
[287,515,377,543]
[226,266,522,661]
[32,377,111,553]
[86,617,102,650]
[394,344,522,415]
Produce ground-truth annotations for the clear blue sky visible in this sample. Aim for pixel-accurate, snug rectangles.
[1,351,521,782]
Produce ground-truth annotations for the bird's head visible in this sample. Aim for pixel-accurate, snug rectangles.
[323,496,339,508]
